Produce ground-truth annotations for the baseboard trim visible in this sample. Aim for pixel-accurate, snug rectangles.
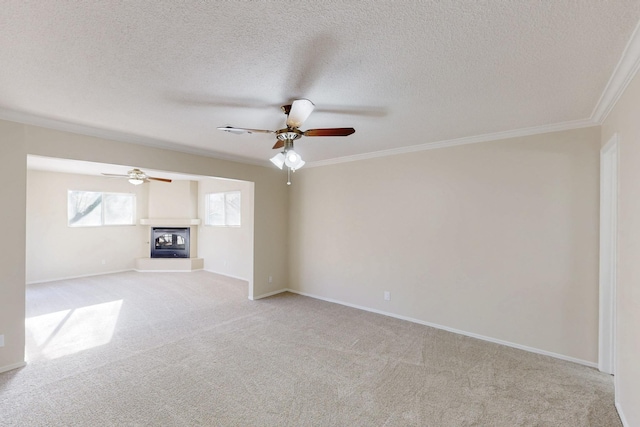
[133,269,204,273]
[27,269,133,285]
[615,402,629,427]
[0,361,26,374]
[251,288,288,300]
[286,289,598,369]
[202,269,248,282]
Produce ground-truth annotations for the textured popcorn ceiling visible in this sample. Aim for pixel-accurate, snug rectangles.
[2,1,640,167]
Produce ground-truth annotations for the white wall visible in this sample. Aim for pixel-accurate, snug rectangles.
[147,180,197,219]
[602,69,640,426]
[198,178,254,281]
[26,173,232,283]
[26,170,149,283]
[290,127,600,364]
[25,170,256,284]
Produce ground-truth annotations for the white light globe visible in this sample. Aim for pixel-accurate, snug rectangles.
[285,150,300,165]
[284,149,304,169]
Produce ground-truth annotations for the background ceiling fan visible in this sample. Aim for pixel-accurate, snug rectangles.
[101,168,172,185]
[217,99,355,180]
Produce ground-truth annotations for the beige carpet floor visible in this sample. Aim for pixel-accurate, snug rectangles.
[0,271,620,426]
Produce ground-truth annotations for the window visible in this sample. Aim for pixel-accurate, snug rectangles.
[68,191,136,227]
[205,191,241,226]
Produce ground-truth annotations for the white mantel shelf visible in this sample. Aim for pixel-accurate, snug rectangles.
[140,218,201,226]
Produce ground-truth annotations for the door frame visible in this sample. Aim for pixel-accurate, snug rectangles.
[599,134,618,375]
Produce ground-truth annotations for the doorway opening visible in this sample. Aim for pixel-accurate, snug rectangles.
[25,156,256,361]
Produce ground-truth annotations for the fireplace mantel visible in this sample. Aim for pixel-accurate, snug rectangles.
[140,218,201,226]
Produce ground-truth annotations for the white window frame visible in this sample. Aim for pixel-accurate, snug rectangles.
[68,190,136,227]
[205,191,241,227]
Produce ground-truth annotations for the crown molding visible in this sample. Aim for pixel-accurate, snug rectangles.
[308,20,640,169]
[591,20,640,124]
[306,119,596,168]
[0,108,268,168]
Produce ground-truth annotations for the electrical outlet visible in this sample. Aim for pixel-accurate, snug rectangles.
[384,291,390,301]
[268,276,273,283]
[0,334,4,347]
[101,259,106,265]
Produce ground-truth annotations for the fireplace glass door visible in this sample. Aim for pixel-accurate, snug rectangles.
[151,228,190,258]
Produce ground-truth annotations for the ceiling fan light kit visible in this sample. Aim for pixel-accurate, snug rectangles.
[218,98,355,185]
[270,142,304,186]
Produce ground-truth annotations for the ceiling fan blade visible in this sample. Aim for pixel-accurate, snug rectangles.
[147,177,172,183]
[101,173,129,178]
[303,128,355,137]
[286,99,315,128]
[272,140,285,150]
[217,126,274,134]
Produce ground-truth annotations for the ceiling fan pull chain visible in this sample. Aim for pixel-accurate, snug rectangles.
[287,167,291,186]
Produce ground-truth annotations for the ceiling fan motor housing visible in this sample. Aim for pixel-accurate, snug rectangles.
[128,168,147,180]
[276,128,302,141]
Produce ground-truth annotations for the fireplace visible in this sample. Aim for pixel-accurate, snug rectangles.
[151,227,190,258]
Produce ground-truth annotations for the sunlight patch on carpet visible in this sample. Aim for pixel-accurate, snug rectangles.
[25,300,123,361]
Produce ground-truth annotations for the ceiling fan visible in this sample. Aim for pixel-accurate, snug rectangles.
[101,168,172,185]
[217,99,355,184]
